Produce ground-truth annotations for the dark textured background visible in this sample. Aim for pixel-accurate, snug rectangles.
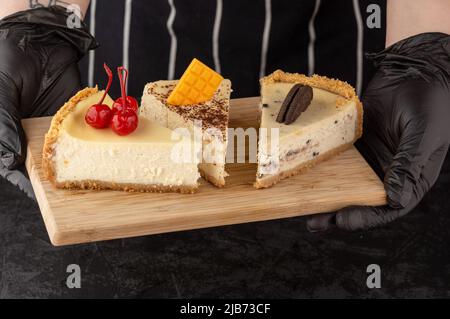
[1,154,449,298]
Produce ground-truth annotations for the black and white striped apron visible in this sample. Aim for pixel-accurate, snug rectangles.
[79,0,386,99]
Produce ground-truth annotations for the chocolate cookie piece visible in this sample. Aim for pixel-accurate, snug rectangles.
[284,85,313,124]
[276,84,313,125]
[276,84,301,123]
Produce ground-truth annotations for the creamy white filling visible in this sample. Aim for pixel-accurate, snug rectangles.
[53,132,200,186]
[277,104,357,172]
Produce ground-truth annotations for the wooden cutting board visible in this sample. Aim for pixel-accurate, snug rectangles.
[22,97,386,246]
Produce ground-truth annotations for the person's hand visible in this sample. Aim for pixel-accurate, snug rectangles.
[307,33,450,232]
[0,166,35,200]
[0,6,97,199]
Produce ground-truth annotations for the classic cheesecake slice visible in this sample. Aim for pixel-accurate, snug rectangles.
[43,88,200,193]
[255,70,363,188]
[140,79,232,187]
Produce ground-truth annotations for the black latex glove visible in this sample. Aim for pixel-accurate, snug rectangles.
[307,32,450,232]
[0,6,97,199]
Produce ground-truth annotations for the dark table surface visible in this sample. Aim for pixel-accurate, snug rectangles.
[1,155,450,298]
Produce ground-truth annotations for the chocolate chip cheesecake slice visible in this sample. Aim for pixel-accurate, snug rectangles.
[255,70,363,188]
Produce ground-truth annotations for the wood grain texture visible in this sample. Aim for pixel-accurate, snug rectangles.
[22,97,386,246]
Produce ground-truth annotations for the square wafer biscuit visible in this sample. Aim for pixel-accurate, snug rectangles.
[167,58,224,105]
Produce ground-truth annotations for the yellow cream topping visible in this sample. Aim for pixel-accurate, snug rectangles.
[63,91,176,143]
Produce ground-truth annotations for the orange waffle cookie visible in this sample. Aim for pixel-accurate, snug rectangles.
[167,58,224,106]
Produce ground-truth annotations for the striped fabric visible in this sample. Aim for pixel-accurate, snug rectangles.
[79,0,386,99]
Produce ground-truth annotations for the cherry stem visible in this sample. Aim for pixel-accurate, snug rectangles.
[117,66,128,104]
[99,63,113,105]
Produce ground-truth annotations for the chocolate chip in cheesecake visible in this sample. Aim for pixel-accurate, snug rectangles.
[276,84,313,125]
[262,103,269,108]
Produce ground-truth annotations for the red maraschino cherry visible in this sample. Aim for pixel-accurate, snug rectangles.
[113,96,139,113]
[110,108,138,136]
[110,66,139,136]
[111,66,138,114]
[85,63,113,129]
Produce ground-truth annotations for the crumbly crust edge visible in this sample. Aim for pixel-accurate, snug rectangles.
[42,87,99,187]
[254,141,356,189]
[199,169,226,188]
[54,180,198,194]
[261,70,363,139]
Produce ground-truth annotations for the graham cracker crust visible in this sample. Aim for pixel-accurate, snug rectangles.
[55,180,198,194]
[262,70,357,99]
[199,170,226,188]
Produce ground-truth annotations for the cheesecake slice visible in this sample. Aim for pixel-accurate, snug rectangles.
[255,70,363,188]
[140,80,232,187]
[43,88,200,193]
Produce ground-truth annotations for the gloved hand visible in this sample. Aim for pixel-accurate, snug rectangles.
[307,32,450,232]
[0,6,97,199]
